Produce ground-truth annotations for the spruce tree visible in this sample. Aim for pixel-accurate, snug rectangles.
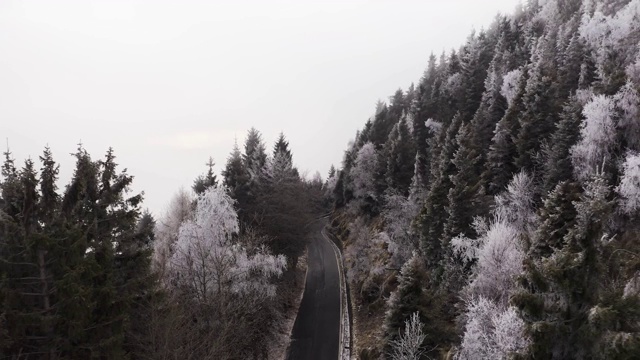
[222,140,248,196]
[417,113,462,270]
[482,67,527,195]
[515,174,640,359]
[541,97,583,195]
[243,127,267,181]
[515,41,559,172]
[383,253,450,359]
[192,156,218,195]
[384,118,416,196]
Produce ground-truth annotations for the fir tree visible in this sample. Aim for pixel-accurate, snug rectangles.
[541,97,584,194]
[417,113,463,270]
[383,253,450,359]
[482,67,527,195]
[192,156,218,195]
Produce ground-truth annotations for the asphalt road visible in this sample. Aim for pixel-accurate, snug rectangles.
[286,220,340,360]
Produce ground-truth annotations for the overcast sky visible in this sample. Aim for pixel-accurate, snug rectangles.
[0,0,522,216]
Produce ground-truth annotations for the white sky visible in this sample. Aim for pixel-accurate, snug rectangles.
[0,0,522,216]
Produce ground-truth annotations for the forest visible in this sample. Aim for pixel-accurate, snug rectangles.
[2,0,640,359]
[325,0,640,358]
[0,131,326,358]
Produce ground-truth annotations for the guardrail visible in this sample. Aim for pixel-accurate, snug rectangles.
[322,226,352,360]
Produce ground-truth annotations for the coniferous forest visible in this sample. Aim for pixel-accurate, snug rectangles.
[325,0,640,358]
[3,0,640,359]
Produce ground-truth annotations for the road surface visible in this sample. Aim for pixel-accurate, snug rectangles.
[286,220,341,360]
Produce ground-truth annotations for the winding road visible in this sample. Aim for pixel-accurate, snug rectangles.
[286,220,341,360]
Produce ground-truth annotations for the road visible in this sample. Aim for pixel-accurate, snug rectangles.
[286,220,341,360]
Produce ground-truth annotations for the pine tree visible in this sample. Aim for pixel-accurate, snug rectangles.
[515,57,558,172]
[243,127,267,181]
[265,132,297,183]
[383,253,451,359]
[328,165,336,179]
[385,118,416,196]
[222,140,248,196]
[482,67,527,195]
[515,174,640,359]
[417,113,462,270]
[192,156,218,195]
[460,30,494,122]
[439,123,484,296]
[541,97,584,194]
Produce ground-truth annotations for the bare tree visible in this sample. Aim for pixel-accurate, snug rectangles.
[389,312,427,360]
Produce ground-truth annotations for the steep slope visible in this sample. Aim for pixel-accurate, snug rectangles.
[327,0,640,358]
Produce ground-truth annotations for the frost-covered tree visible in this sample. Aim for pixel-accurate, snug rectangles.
[514,173,640,359]
[350,142,379,213]
[456,298,528,360]
[614,81,640,151]
[169,186,286,302]
[493,171,537,235]
[383,253,450,359]
[385,118,416,196]
[617,151,640,215]
[501,68,524,108]
[263,133,297,183]
[382,191,421,269]
[453,171,534,359]
[417,113,463,269]
[483,68,527,195]
[541,97,584,194]
[243,128,268,180]
[453,220,523,305]
[389,312,426,360]
[153,188,194,277]
[571,94,618,181]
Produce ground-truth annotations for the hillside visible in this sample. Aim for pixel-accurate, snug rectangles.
[326,0,640,358]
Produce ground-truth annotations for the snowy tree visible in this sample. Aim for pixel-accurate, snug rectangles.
[169,186,286,302]
[494,171,537,234]
[541,97,584,194]
[389,312,426,360]
[343,218,387,300]
[571,94,617,182]
[617,152,640,215]
[382,191,420,269]
[463,221,524,305]
[383,252,451,359]
[153,188,194,278]
[501,68,523,108]
[614,81,640,151]
[243,127,268,182]
[350,142,379,212]
[456,297,528,360]
[263,133,297,184]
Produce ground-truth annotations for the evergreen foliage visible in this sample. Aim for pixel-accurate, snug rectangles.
[331,1,640,357]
